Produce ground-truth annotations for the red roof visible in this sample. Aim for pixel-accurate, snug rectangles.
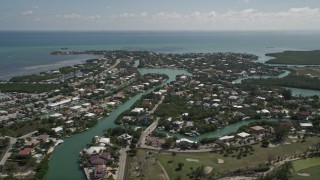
[18,148,33,155]
[297,111,310,116]
[90,155,106,165]
[93,108,104,113]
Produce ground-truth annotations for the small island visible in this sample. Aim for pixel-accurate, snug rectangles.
[265,50,320,65]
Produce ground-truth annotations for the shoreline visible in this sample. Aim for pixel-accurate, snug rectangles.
[0,54,97,81]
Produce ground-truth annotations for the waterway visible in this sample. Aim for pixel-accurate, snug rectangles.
[286,87,320,97]
[46,67,320,179]
[165,118,281,141]
[232,70,291,84]
[233,70,320,97]
[45,68,190,180]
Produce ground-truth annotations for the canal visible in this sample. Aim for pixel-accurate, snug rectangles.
[46,67,320,179]
[45,68,190,180]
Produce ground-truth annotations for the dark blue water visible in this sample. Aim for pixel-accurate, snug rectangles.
[1,31,320,79]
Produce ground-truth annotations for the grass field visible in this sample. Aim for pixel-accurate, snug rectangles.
[295,67,320,77]
[266,50,320,65]
[126,150,167,180]
[291,165,320,180]
[154,137,320,179]
[293,157,320,171]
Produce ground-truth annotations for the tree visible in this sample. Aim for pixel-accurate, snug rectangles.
[190,165,206,180]
[281,89,292,100]
[261,139,269,148]
[274,126,289,142]
[275,161,294,180]
[176,162,184,171]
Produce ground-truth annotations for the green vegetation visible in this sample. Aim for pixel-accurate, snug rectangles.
[33,154,50,180]
[126,150,166,180]
[291,165,320,180]
[243,75,320,91]
[258,161,294,180]
[0,119,43,137]
[0,83,62,93]
[9,74,59,83]
[155,136,320,179]
[0,138,10,160]
[293,158,320,171]
[295,67,320,77]
[266,50,320,65]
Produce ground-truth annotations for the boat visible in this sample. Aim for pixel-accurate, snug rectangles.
[55,139,64,146]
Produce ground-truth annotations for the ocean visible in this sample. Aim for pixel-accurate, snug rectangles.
[1,30,320,80]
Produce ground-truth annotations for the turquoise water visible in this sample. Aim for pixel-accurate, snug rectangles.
[2,31,320,179]
[1,31,320,79]
[45,68,190,180]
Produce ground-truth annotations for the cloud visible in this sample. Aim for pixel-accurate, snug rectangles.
[105,7,320,30]
[118,12,148,18]
[85,15,101,20]
[34,7,320,30]
[55,13,81,19]
[22,10,33,16]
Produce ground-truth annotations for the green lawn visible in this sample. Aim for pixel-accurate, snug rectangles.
[126,150,166,180]
[290,165,320,180]
[293,157,320,171]
[155,137,320,179]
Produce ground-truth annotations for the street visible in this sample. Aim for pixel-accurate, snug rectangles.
[0,131,37,166]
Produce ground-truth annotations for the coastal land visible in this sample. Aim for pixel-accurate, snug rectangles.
[1,50,320,180]
[265,50,320,65]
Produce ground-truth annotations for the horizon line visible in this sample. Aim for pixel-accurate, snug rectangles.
[1,29,320,32]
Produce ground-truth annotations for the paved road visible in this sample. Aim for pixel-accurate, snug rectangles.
[0,137,16,165]
[0,131,38,166]
[148,96,164,114]
[139,118,160,147]
[117,146,129,180]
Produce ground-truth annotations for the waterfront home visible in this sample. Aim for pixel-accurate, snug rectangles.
[237,132,250,138]
[24,139,40,148]
[90,154,107,165]
[93,165,108,180]
[37,134,50,142]
[139,114,153,124]
[96,137,111,146]
[219,135,234,141]
[17,148,34,157]
[122,116,134,122]
[300,122,313,129]
[84,113,96,119]
[84,146,106,155]
[131,107,144,114]
[176,138,197,148]
[52,126,63,135]
[250,126,265,133]
[118,133,133,141]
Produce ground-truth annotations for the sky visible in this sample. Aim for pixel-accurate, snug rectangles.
[1,0,320,31]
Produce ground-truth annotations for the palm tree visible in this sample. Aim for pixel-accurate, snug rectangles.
[275,161,294,180]
[190,165,206,180]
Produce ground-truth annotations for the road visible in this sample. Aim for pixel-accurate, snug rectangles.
[117,146,129,180]
[0,131,38,166]
[139,118,160,147]
[0,137,16,166]
[117,96,164,179]
[148,96,165,114]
